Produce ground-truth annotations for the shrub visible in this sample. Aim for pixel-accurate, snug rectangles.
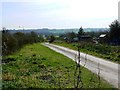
[2,57,16,63]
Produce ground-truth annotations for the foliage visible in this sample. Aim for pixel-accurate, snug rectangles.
[109,20,120,39]
[54,42,120,63]
[78,26,84,41]
[65,32,76,42]
[2,31,18,55]
[2,29,44,56]
[109,20,120,45]
[2,43,113,88]
[49,35,56,43]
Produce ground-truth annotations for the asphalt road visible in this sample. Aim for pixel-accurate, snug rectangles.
[43,43,119,88]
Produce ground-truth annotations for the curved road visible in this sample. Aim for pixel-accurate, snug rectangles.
[43,43,119,88]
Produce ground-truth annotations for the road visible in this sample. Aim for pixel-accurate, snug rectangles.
[43,43,119,88]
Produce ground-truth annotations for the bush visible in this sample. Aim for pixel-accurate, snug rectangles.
[2,57,16,63]
[2,30,44,56]
[49,35,55,43]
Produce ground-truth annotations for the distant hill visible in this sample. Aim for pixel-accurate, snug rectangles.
[7,28,108,36]
[7,28,51,35]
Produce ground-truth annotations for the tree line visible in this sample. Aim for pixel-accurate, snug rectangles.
[51,20,120,45]
[2,28,44,56]
[2,20,120,55]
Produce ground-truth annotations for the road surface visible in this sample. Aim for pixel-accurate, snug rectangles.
[43,43,119,88]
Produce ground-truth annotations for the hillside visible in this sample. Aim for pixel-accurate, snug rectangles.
[2,43,114,88]
[7,28,108,35]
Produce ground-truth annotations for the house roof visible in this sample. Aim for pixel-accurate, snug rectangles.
[80,35,91,38]
[99,34,106,38]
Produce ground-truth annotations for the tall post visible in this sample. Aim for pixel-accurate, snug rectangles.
[118,1,120,22]
[118,1,120,87]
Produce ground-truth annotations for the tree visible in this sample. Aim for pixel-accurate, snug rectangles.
[6,35,18,54]
[30,31,38,43]
[13,32,25,48]
[109,20,120,44]
[66,32,76,42]
[78,26,84,41]
[2,29,44,56]
[2,30,18,55]
[109,20,120,39]
[37,35,44,42]
[49,35,55,43]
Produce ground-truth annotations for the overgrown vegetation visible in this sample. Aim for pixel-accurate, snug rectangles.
[53,42,120,63]
[109,20,120,45]
[49,35,56,43]
[2,28,44,56]
[2,43,114,88]
[52,20,120,64]
[2,20,119,89]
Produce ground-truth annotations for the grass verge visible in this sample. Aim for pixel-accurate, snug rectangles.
[53,42,120,63]
[2,43,114,88]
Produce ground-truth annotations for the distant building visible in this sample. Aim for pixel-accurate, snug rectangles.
[79,35,92,42]
[55,36,59,38]
[73,37,78,42]
[42,35,46,39]
[99,34,106,38]
[64,35,92,42]
[99,34,107,43]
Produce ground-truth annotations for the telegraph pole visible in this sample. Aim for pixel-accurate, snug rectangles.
[118,1,120,22]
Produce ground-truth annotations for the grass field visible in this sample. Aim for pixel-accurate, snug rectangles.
[2,43,114,88]
[53,42,120,63]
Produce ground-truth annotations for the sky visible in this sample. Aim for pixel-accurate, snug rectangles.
[1,0,120,29]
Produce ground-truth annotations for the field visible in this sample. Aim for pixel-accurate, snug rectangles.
[53,42,120,63]
[2,43,114,88]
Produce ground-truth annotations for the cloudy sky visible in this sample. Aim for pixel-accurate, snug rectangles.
[1,0,120,29]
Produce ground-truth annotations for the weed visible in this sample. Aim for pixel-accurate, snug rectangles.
[3,73,15,81]
[2,43,114,88]
[2,57,16,63]
[54,42,120,63]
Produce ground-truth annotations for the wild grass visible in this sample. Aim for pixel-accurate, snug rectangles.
[53,42,120,63]
[2,43,114,88]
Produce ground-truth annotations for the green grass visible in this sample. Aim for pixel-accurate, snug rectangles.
[2,43,114,88]
[53,42,120,63]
